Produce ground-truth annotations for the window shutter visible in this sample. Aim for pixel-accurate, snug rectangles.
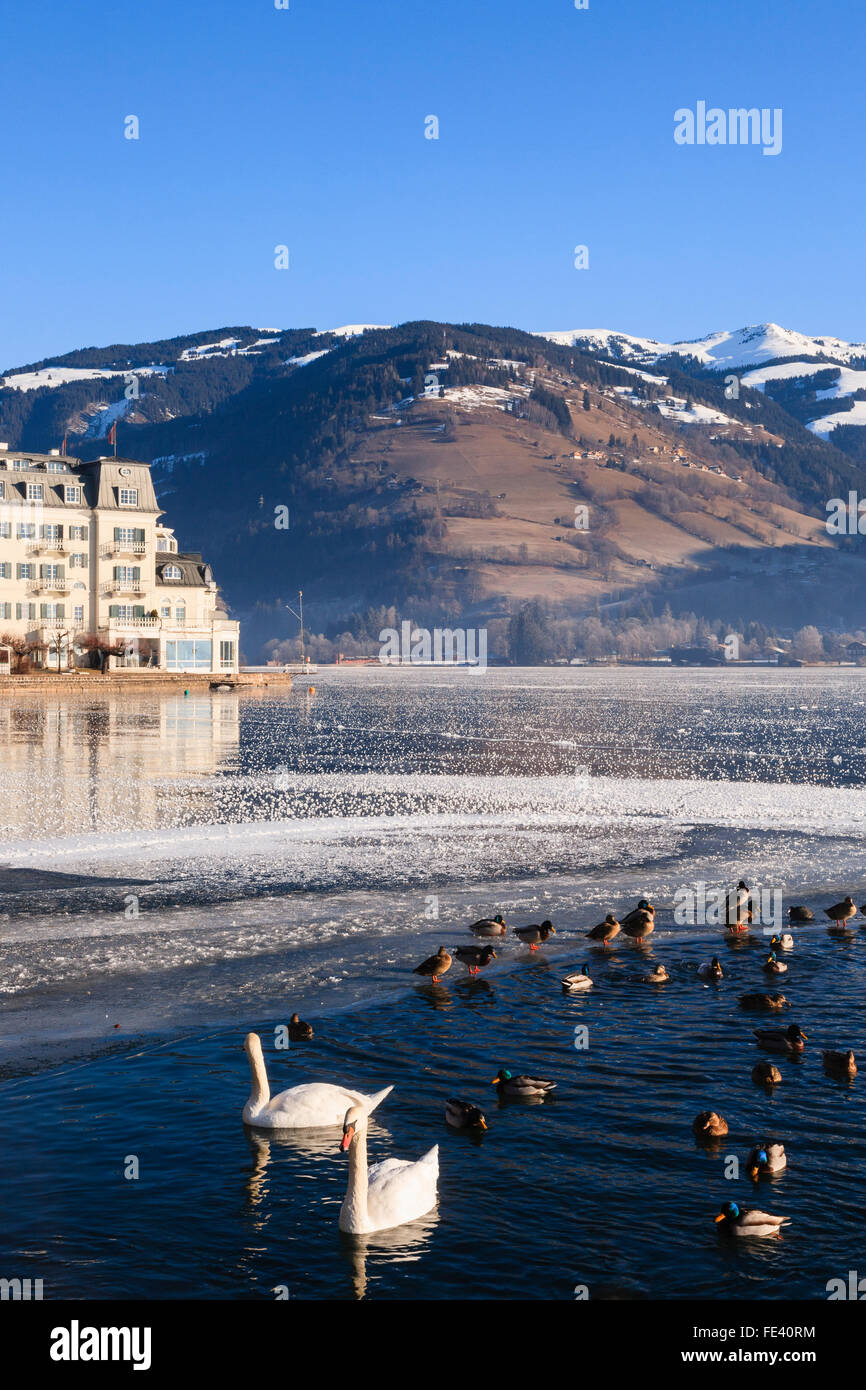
[114,527,122,541]
[113,566,120,581]
[132,567,140,584]
[56,605,65,619]
[135,528,145,543]
[134,606,145,619]
[40,604,48,619]
[109,604,118,619]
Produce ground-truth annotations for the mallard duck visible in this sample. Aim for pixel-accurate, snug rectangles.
[770,934,794,951]
[445,1099,487,1130]
[585,914,620,947]
[753,1024,807,1054]
[514,920,556,950]
[288,1012,314,1041]
[714,1201,789,1236]
[822,1049,857,1078]
[413,945,452,983]
[762,952,787,975]
[693,1110,728,1138]
[621,901,655,943]
[561,963,593,992]
[469,913,507,937]
[739,992,788,1011]
[752,1061,783,1085]
[746,1143,787,1179]
[491,1069,556,1097]
[726,881,752,930]
[698,957,724,981]
[454,944,497,976]
[646,963,668,982]
[825,896,857,926]
[787,905,813,922]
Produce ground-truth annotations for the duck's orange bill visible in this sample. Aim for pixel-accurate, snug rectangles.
[491,1077,500,1084]
[340,1125,355,1152]
[714,1213,726,1222]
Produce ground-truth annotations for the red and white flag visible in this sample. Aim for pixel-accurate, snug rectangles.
[107,422,117,449]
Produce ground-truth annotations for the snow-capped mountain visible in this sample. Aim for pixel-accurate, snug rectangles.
[537,322,866,371]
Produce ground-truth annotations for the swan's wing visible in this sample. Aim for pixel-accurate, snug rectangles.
[366,1146,439,1229]
[260,1082,360,1127]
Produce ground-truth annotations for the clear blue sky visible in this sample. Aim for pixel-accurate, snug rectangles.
[1,0,863,368]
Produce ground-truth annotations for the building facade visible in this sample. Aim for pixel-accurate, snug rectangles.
[0,445,239,673]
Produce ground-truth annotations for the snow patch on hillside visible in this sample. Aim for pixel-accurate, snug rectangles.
[1,365,167,392]
[537,322,866,372]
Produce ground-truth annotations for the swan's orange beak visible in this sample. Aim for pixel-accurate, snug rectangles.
[340,1125,355,1152]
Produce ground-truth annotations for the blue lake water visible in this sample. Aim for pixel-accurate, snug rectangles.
[0,668,864,1299]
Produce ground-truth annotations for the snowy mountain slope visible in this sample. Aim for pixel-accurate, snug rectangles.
[536,322,866,371]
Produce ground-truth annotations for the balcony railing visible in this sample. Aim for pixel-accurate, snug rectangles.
[100,580,146,595]
[27,540,66,555]
[27,578,69,594]
[103,615,161,630]
[100,541,147,557]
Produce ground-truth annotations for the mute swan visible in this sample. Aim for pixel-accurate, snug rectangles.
[338,1105,439,1234]
[243,1033,393,1128]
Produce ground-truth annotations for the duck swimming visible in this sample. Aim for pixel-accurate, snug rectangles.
[288,1012,314,1041]
[621,901,655,943]
[492,1069,556,1098]
[693,1110,728,1139]
[445,1100,488,1130]
[468,913,507,937]
[746,1143,787,1179]
[770,934,794,951]
[753,1024,807,1054]
[714,1201,789,1237]
[560,964,593,992]
[454,944,497,976]
[698,957,724,981]
[646,963,668,982]
[413,946,452,983]
[822,1049,857,1078]
[739,992,788,1011]
[752,1061,783,1086]
[762,952,787,975]
[514,920,556,950]
[825,896,857,926]
[585,914,620,947]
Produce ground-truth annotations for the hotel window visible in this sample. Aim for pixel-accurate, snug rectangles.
[0,563,10,579]
[0,481,4,499]
[108,604,137,622]
[69,525,89,541]
[156,538,168,551]
[118,487,139,507]
[0,603,10,620]
[70,553,88,568]
[17,523,36,539]
[15,603,22,620]
[176,606,186,624]
[17,564,33,580]
[64,484,82,503]
[113,566,141,587]
[163,564,183,580]
[40,564,64,582]
[219,640,235,670]
[39,603,64,620]
[41,523,63,541]
[26,483,44,501]
[0,523,10,538]
[74,606,84,623]
[27,604,36,621]
[166,639,212,671]
[160,605,171,619]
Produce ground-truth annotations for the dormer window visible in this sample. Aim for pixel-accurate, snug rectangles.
[162,564,183,580]
[118,487,139,507]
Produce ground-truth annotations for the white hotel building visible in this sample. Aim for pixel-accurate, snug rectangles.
[0,446,239,673]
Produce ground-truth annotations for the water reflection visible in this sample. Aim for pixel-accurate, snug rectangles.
[339,1212,439,1300]
[0,693,240,837]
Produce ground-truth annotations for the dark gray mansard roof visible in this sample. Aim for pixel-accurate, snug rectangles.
[156,553,214,587]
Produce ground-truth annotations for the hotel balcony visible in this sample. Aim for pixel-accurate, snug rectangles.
[27,578,70,594]
[99,541,147,557]
[26,540,66,555]
[100,579,147,596]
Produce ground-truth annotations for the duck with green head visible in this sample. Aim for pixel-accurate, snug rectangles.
[492,1069,556,1098]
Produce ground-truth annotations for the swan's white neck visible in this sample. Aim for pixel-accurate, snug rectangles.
[247,1044,270,1113]
[340,1126,370,1234]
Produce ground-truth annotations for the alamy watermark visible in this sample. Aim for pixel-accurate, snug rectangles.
[674,103,782,157]
[674,882,782,932]
[379,620,487,668]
